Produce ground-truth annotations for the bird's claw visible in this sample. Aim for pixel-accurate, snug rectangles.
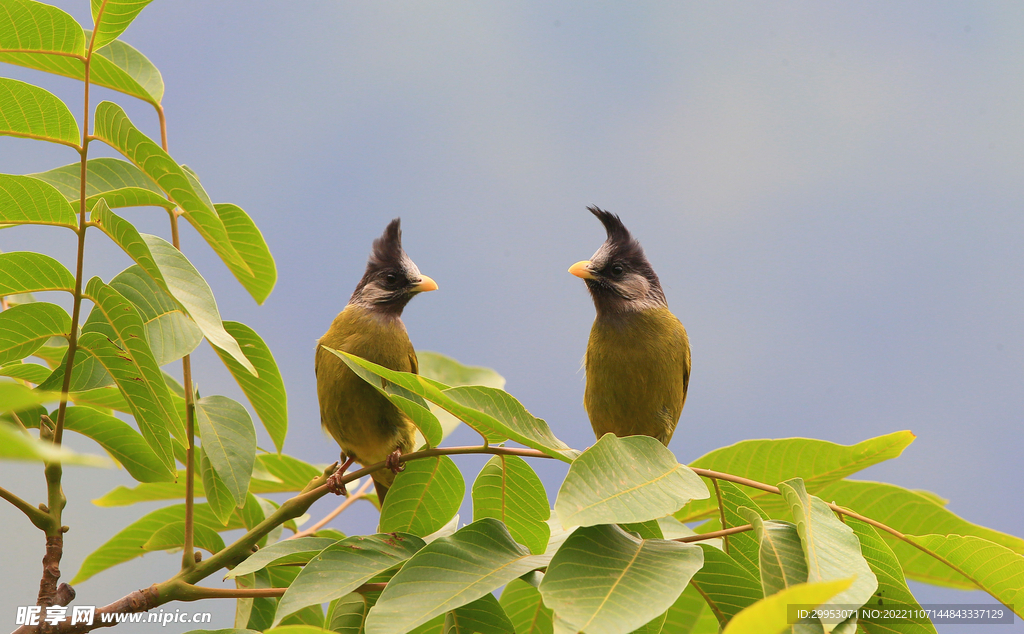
[326,454,355,496]
[386,448,405,474]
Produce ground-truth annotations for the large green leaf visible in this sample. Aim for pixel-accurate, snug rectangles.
[0,173,77,228]
[847,519,936,634]
[663,584,718,634]
[90,199,165,287]
[689,543,763,626]
[378,455,464,537]
[226,537,338,580]
[678,432,916,522]
[108,264,202,366]
[0,302,70,365]
[780,479,877,633]
[714,482,767,578]
[721,579,854,634]
[0,360,51,383]
[207,321,284,452]
[143,521,225,554]
[196,395,256,507]
[416,351,506,441]
[92,38,163,103]
[61,405,172,482]
[142,233,256,373]
[331,349,576,461]
[0,416,107,466]
[555,434,708,529]
[539,523,703,634]
[80,276,184,454]
[89,0,154,50]
[817,479,1024,588]
[472,454,550,555]
[72,500,249,583]
[499,575,553,634]
[201,446,237,525]
[0,251,74,294]
[274,533,425,626]
[0,0,86,59]
[444,593,514,634]
[91,102,247,271]
[907,534,1023,618]
[366,519,547,634]
[35,347,113,393]
[325,592,380,634]
[216,203,276,305]
[0,77,79,147]
[32,157,162,200]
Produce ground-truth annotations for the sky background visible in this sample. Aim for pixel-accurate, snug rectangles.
[2,2,1023,632]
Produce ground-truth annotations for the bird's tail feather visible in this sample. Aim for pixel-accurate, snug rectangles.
[373,478,390,504]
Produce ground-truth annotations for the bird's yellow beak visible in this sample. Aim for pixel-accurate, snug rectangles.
[411,275,438,292]
[569,260,596,280]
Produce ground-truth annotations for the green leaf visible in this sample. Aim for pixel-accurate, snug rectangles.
[472,454,550,555]
[108,264,202,366]
[0,381,58,412]
[201,446,237,525]
[0,360,52,383]
[740,511,807,595]
[817,480,1024,588]
[142,233,256,374]
[263,627,336,634]
[689,543,763,626]
[213,321,287,452]
[330,349,576,462]
[0,301,70,365]
[662,584,717,634]
[143,521,225,554]
[0,420,107,466]
[0,173,77,228]
[35,347,112,392]
[0,77,79,148]
[444,593,514,634]
[0,251,74,294]
[72,501,245,583]
[539,523,704,634]
[416,351,506,441]
[61,405,173,482]
[70,385,128,411]
[91,102,247,271]
[678,431,916,522]
[90,199,165,286]
[779,479,877,633]
[720,579,854,634]
[89,0,154,50]
[216,203,277,305]
[555,434,708,529]
[274,533,426,626]
[366,519,547,634]
[847,519,937,634]
[499,576,554,634]
[326,592,379,634]
[226,537,338,580]
[0,0,86,58]
[378,455,464,537]
[92,38,163,103]
[715,482,767,578]
[906,534,1023,618]
[80,276,185,455]
[196,395,256,506]
[32,157,162,200]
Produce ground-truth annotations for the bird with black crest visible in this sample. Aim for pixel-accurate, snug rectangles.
[569,206,691,445]
[315,218,437,502]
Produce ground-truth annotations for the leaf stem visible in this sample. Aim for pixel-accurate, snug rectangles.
[675,524,752,544]
[712,478,729,554]
[0,485,51,530]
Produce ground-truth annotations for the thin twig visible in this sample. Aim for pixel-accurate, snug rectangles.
[0,486,51,530]
[712,478,729,554]
[674,524,753,544]
[289,478,374,540]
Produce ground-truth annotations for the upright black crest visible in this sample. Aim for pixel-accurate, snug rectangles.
[588,206,632,245]
[368,218,404,269]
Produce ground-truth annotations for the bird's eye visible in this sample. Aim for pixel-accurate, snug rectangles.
[610,263,624,277]
[384,273,398,285]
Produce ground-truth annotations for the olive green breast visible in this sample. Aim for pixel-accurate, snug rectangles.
[315,305,418,472]
[583,306,690,445]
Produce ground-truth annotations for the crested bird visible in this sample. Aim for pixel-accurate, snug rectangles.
[315,218,437,501]
[569,206,690,446]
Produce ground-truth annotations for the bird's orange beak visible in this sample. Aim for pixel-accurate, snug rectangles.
[411,275,438,292]
[569,260,596,280]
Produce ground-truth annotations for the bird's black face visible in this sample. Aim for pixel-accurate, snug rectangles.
[570,207,666,315]
[351,219,438,315]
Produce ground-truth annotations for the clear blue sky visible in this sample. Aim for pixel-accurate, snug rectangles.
[2,2,1022,632]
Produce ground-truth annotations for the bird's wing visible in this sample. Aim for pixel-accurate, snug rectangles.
[409,349,419,375]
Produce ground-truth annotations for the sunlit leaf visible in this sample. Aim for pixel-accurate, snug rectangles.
[0,173,77,228]
[196,395,256,507]
[366,519,547,634]
[0,0,86,59]
[274,533,425,626]
[216,202,276,304]
[690,543,763,626]
[499,575,554,634]
[0,416,107,466]
[108,264,202,366]
[416,351,506,441]
[60,405,172,482]
[662,584,717,634]
[32,157,162,200]
[92,38,163,103]
[226,537,337,580]
[721,579,854,634]
[378,455,464,537]
[556,434,708,529]
[0,301,70,365]
[201,446,237,525]
[89,0,155,50]
[539,523,703,634]
[473,454,550,555]
[0,360,51,383]
[0,77,79,148]
[0,251,74,294]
